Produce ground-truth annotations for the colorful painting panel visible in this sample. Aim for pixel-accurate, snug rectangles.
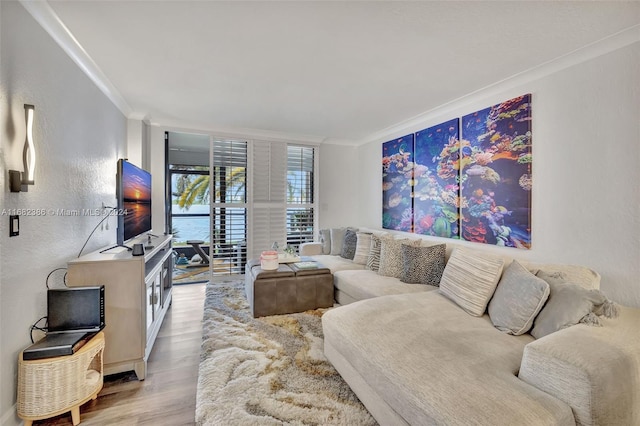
[413,118,460,239]
[460,94,532,249]
[382,134,414,231]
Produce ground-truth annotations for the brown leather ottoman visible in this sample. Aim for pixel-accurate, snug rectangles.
[245,259,333,317]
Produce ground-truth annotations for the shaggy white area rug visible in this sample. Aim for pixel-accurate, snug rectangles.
[196,278,377,426]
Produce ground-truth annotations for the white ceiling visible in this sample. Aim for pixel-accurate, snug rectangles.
[43,1,639,144]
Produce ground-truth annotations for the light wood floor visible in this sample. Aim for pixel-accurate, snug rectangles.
[34,283,206,426]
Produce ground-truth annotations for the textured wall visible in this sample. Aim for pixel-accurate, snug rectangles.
[355,42,640,308]
[0,3,126,424]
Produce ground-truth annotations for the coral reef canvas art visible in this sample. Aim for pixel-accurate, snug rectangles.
[413,118,460,239]
[381,94,532,249]
[382,134,414,231]
[460,94,532,248]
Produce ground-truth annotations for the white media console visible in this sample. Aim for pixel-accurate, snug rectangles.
[67,234,173,379]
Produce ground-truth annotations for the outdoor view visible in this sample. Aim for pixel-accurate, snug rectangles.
[170,143,315,281]
[171,165,246,245]
[171,163,247,280]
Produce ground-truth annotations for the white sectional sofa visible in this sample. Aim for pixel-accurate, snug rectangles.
[299,231,640,426]
[300,241,439,305]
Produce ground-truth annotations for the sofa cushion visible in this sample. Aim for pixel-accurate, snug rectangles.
[488,260,550,335]
[329,228,346,256]
[400,243,445,286]
[319,228,331,255]
[365,234,383,272]
[333,269,437,302]
[519,306,640,426]
[306,254,365,274]
[378,238,419,279]
[439,248,504,316]
[323,292,574,426]
[340,229,358,260]
[524,262,601,290]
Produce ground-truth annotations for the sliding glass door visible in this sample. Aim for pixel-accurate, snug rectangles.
[167,133,247,279]
[167,133,316,279]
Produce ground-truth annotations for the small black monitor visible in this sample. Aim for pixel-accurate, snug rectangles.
[47,286,105,334]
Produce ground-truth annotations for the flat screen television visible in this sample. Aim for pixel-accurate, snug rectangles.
[117,159,152,247]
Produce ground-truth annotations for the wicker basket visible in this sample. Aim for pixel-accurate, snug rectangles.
[17,332,105,422]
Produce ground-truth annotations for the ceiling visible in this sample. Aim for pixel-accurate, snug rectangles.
[43,1,639,144]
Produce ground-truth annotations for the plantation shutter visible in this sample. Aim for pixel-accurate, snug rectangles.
[286,145,315,248]
[248,141,287,258]
[209,138,247,274]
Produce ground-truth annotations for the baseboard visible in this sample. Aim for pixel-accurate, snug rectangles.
[1,404,19,426]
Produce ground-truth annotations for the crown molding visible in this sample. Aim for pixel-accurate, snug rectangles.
[148,120,329,146]
[20,0,132,117]
[359,24,640,147]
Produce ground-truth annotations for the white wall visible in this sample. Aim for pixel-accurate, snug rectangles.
[126,118,143,167]
[317,143,359,229]
[149,125,167,235]
[0,3,126,424]
[354,42,640,308]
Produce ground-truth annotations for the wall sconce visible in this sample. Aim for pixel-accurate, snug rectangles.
[9,104,36,192]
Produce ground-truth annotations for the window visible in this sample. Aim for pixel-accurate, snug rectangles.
[169,135,316,266]
[170,166,210,245]
[168,135,247,276]
[210,140,247,274]
[286,145,315,249]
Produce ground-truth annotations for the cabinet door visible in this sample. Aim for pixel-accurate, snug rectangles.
[153,273,161,316]
[146,281,154,332]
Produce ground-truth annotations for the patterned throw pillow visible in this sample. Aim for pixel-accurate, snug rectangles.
[400,244,446,286]
[488,260,550,335]
[353,232,373,265]
[329,228,346,256]
[340,229,358,260]
[439,248,505,316]
[378,238,419,278]
[319,229,331,255]
[366,235,383,271]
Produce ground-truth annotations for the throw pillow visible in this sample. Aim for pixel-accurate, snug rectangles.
[530,279,619,339]
[439,248,505,316]
[329,228,346,256]
[353,232,373,265]
[400,244,446,286]
[366,235,383,272]
[377,238,419,279]
[340,229,358,260]
[488,260,550,335]
[319,229,331,255]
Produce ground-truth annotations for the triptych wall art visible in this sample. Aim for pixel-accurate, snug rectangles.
[382,94,532,249]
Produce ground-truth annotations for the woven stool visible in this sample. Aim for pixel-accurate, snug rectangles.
[17,332,105,426]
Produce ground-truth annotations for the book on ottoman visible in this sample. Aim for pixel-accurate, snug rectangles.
[295,261,318,269]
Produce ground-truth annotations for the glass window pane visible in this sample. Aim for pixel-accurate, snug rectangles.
[172,216,210,245]
[286,145,315,249]
[287,146,314,204]
[171,172,210,212]
[211,208,247,274]
[286,208,314,249]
